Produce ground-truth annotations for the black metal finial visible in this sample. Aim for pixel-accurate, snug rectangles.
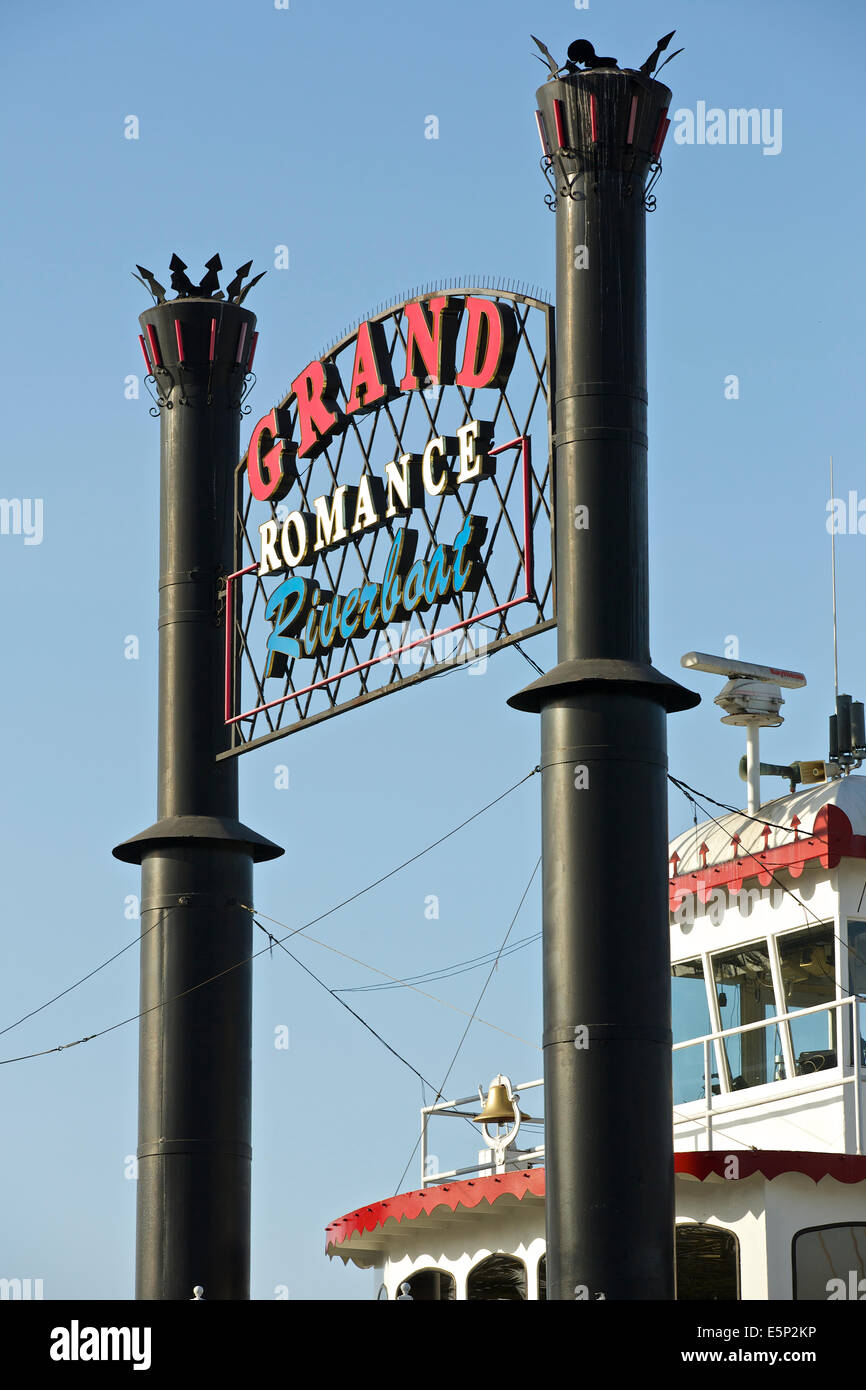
[530,30,683,80]
[133,266,167,303]
[132,254,266,305]
[567,39,619,71]
[224,260,252,301]
[531,34,564,79]
[169,254,196,297]
[196,253,223,298]
[638,31,683,78]
[226,261,266,306]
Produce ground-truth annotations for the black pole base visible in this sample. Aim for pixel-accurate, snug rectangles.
[508,656,699,716]
[113,814,283,866]
[510,665,697,1299]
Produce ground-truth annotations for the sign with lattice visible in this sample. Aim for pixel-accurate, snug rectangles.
[222,284,555,757]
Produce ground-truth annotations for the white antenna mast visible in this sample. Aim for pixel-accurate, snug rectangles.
[830,454,839,700]
[681,653,807,814]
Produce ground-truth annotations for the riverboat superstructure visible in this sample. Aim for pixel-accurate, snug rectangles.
[325,663,866,1298]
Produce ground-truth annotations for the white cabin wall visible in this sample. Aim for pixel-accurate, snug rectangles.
[763,1173,866,1300]
[675,1176,768,1299]
[675,1084,847,1153]
[670,865,837,964]
[378,1202,545,1299]
[674,1174,866,1299]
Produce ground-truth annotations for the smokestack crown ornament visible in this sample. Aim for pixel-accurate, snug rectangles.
[134,254,265,413]
[531,32,682,212]
[133,253,266,306]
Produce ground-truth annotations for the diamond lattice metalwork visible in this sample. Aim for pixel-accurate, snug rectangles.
[222,287,555,757]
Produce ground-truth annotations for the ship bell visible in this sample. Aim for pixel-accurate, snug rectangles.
[474,1078,518,1125]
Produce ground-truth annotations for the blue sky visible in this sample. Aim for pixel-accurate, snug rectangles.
[1,0,865,1300]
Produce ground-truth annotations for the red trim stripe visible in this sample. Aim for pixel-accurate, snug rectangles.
[235,323,247,365]
[174,319,185,363]
[552,98,566,148]
[138,334,152,374]
[209,317,217,362]
[534,110,550,158]
[626,94,638,145]
[589,93,598,142]
[652,108,670,157]
[145,323,162,368]
[246,331,259,372]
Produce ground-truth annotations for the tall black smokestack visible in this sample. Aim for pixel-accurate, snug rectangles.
[114,271,282,1299]
[510,52,698,1298]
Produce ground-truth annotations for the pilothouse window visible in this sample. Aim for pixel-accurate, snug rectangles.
[672,958,713,1103]
[712,942,783,1089]
[778,926,837,1075]
[850,922,866,1067]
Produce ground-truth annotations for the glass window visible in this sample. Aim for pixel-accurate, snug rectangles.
[712,941,783,1089]
[672,958,714,1103]
[793,1224,866,1299]
[778,926,837,1075]
[402,1268,456,1301]
[848,922,866,1069]
[467,1254,527,1300]
[675,1223,739,1300]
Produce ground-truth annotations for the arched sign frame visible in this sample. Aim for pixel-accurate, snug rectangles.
[221,283,555,758]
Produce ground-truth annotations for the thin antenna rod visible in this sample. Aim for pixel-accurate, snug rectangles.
[830,454,839,699]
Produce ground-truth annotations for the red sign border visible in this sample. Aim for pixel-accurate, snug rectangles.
[224,435,535,727]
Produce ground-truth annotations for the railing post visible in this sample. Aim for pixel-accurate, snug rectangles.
[852,1000,862,1155]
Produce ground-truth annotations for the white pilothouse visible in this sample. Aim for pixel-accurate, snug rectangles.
[325,655,866,1298]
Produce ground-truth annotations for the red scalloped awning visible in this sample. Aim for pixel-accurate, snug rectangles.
[326,1168,544,1251]
[325,1153,866,1252]
[675,1151,866,1184]
[669,802,866,909]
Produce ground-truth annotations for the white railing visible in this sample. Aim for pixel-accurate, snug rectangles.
[420,1079,543,1188]
[672,995,864,1154]
[418,1001,865,1184]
